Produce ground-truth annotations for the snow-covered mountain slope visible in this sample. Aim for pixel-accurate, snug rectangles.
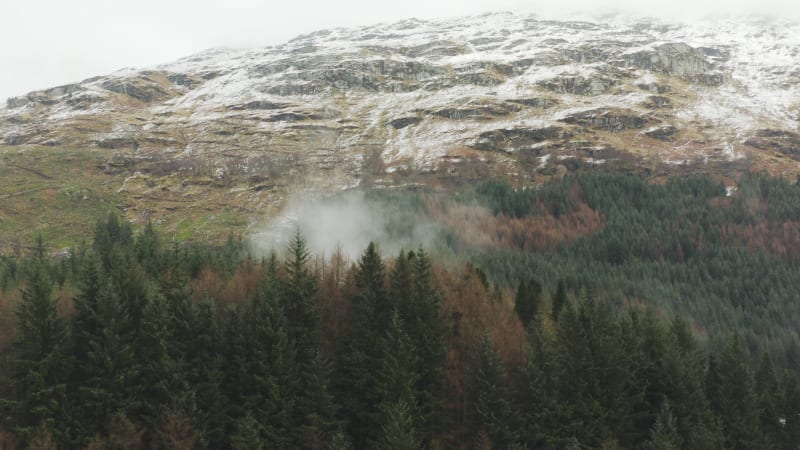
[2,12,800,187]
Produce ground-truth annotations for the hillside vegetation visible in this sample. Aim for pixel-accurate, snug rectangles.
[1,172,800,448]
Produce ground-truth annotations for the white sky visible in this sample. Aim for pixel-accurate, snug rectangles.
[0,0,796,102]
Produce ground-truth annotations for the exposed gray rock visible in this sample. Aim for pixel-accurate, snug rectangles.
[432,102,519,120]
[167,73,200,88]
[745,129,800,155]
[623,43,714,78]
[6,97,29,109]
[228,101,289,111]
[473,126,572,152]
[560,108,652,132]
[686,72,731,86]
[101,77,174,103]
[66,94,106,110]
[95,137,140,150]
[637,83,670,94]
[645,125,679,141]
[644,96,672,109]
[506,98,556,108]
[389,117,422,129]
[538,75,616,96]
[400,40,469,58]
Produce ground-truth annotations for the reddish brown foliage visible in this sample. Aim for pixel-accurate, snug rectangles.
[721,220,800,261]
[190,256,263,305]
[428,198,605,253]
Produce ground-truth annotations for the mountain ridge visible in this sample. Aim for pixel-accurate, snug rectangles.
[1,12,799,247]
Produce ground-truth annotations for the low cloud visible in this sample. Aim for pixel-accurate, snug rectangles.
[249,190,441,261]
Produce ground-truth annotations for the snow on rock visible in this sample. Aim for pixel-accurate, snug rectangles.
[1,12,799,176]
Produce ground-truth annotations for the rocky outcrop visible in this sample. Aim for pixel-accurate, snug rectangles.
[389,117,421,129]
[506,98,556,108]
[623,43,714,78]
[538,75,617,96]
[645,125,678,141]
[1,12,797,189]
[473,127,572,152]
[745,130,800,155]
[101,73,181,103]
[643,96,671,109]
[431,101,520,120]
[560,108,652,132]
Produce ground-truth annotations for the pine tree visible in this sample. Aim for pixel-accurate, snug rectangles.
[378,400,422,450]
[755,354,785,448]
[230,414,264,450]
[66,254,123,446]
[1,255,68,445]
[283,229,320,355]
[407,248,447,444]
[468,336,517,449]
[282,231,337,447]
[335,242,388,448]
[644,400,684,450]
[551,279,567,320]
[189,297,227,448]
[707,335,767,450]
[515,278,542,328]
[244,273,297,449]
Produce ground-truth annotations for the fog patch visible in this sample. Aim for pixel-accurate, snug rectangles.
[249,190,441,260]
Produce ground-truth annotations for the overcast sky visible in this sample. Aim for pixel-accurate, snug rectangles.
[0,0,796,102]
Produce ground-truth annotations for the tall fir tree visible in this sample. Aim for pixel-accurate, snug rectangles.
[335,242,388,448]
[467,336,517,449]
[0,253,67,445]
[515,278,542,328]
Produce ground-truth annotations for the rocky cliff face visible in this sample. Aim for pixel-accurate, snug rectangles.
[1,12,799,241]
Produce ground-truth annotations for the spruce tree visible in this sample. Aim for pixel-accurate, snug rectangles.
[378,400,422,450]
[1,255,67,444]
[244,271,297,449]
[644,400,684,450]
[407,248,447,444]
[707,335,767,450]
[468,336,517,449]
[335,242,388,448]
[551,279,567,320]
[515,278,542,328]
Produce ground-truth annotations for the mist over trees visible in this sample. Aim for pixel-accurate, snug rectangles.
[1,172,800,448]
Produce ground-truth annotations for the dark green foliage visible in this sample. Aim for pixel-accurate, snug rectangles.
[0,255,67,444]
[0,210,799,449]
[644,400,684,450]
[551,279,567,320]
[468,336,517,449]
[335,242,389,448]
[707,335,769,449]
[471,173,800,368]
[514,278,542,327]
[378,400,422,450]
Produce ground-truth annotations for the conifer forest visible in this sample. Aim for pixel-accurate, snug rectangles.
[1,173,800,449]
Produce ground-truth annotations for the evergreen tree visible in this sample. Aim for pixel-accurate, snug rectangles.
[244,272,297,449]
[407,248,447,444]
[551,279,567,320]
[467,336,517,449]
[0,255,67,444]
[707,335,767,450]
[755,354,785,448]
[66,254,121,446]
[378,400,422,450]
[644,400,684,450]
[283,229,320,355]
[335,242,388,448]
[515,278,542,327]
[188,297,228,448]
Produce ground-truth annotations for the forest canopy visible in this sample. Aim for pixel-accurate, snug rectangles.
[1,172,799,449]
